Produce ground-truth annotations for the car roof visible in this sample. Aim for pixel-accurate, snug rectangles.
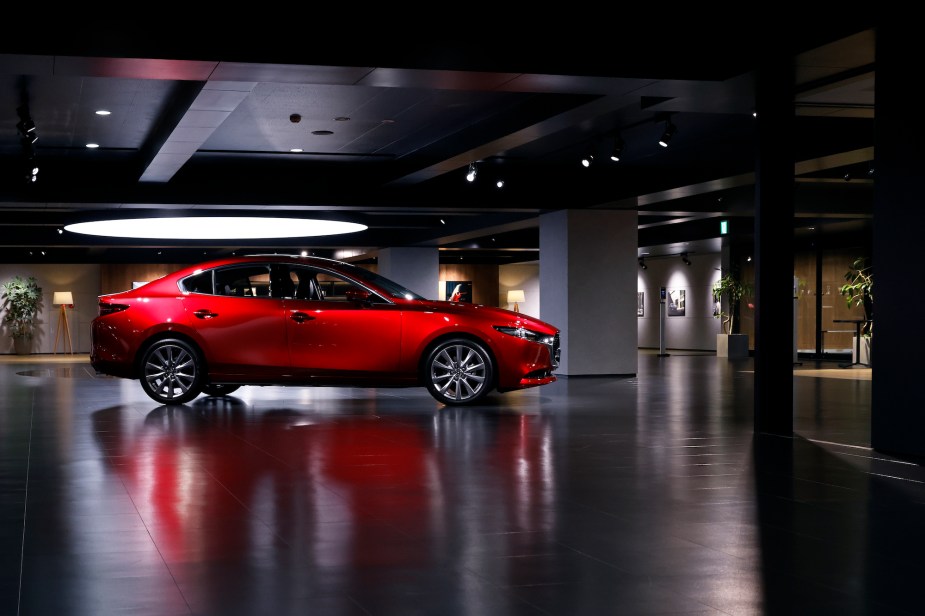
[177,254,357,275]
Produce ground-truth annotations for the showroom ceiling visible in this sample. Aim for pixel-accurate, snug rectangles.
[0,20,876,264]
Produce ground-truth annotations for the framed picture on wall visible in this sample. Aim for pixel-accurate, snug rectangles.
[446,281,472,303]
[667,288,686,316]
[637,291,644,317]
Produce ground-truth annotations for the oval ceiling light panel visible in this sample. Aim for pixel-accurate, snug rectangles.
[65,217,367,240]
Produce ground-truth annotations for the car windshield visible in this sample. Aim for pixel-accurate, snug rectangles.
[343,264,425,300]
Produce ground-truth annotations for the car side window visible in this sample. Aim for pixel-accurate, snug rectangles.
[318,270,385,303]
[214,265,271,297]
[181,271,214,294]
[285,265,384,303]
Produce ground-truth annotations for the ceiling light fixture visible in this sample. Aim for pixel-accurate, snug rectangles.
[64,217,368,240]
[639,257,647,269]
[610,134,624,162]
[17,105,39,183]
[681,252,691,266]
[658,119,676,148]
[86,143,99,149]
[496,179,505,189]
[466,162,477,182]
[95,109,111,116]
[581,152,594,168]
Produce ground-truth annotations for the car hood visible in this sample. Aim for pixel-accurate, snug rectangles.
[408,299,558,334]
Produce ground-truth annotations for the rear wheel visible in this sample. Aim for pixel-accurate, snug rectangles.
[424,338,494,405]
[139,339,203,404]
[202,383,241,397]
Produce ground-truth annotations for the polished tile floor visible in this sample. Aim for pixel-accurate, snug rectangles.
[1,352,921,615]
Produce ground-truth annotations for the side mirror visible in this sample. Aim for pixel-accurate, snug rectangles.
[345,289,371,302]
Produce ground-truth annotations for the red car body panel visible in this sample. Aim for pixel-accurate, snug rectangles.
[90,255,560,404]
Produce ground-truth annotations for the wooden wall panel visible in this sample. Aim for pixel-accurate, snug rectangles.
[795,252,817,351]
[439,264,499,306]
[100,263,188,295]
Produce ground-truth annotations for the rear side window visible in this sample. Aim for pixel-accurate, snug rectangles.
[214,265,271,297]
[181,271,214,294]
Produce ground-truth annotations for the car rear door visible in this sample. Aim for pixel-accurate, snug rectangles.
[182,264,290,380]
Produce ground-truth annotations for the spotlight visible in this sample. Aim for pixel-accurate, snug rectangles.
[581,153,594,168]
[16,118,36,134]
[610,134,624,162]
[639,257,647,269]
[466,163,477,182]
[681,253,691,266]
[844,172,852,182]
[658,119,676,148]
[496,179,505,189]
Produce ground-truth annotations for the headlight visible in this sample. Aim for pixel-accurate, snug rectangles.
[493,325,555,346]
[495,325,560,368]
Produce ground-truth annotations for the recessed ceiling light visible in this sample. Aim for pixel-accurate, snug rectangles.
[334,116,350,122]
[95,110,111,116]
[64,217,368,240]
[290,148,303,153]
[86,143,100,149]
[311,130,334,136]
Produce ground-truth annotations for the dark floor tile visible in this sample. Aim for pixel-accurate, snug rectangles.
[0,354,905,614]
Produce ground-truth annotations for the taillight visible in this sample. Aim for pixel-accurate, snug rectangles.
[98,301,129,316]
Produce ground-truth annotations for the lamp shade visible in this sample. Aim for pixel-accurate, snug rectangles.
[53,291,73,306]
[507,290,525,304]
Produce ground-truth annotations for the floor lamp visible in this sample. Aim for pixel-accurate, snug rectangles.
[53,291,74,354]
[507,289,525,313]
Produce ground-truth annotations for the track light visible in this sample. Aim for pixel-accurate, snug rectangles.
[610,134,624,162]
[681,252,691,266]
[658,119,676,148]
[466,163,477,182]
[16,118,35,134]
[639,257,647,269]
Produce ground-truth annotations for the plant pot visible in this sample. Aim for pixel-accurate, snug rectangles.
[12,336,32,355]
[853,336,872,366]
[717,333,749,358]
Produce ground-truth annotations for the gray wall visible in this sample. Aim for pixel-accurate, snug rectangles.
[636,252,723,350]
[377,247,439,299]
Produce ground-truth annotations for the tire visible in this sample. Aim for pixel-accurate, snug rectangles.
[424,338,494,405]
[139,339,204,404]
[202,383,241,397]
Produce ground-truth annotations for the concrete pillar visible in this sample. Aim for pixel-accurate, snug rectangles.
[539,209,637,376]
[377,247,439,299]
[871,24,925,456]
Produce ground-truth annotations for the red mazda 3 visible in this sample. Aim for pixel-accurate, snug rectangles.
[90,255,560,406]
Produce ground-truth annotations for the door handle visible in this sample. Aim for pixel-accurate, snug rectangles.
[290,311,315,323]
[193,309,218,319]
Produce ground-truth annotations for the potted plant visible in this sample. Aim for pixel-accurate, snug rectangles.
[840,256,872,364]
[1,275,44,354]
[712,273,752,358]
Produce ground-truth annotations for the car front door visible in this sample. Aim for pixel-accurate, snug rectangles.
[283,266,402,378]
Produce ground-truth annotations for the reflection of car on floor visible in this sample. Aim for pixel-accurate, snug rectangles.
[90,254,561,406]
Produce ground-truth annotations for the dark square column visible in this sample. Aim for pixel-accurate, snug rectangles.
[753,54,795,436]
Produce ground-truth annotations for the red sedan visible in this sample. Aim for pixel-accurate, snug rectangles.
[90,255,560,406]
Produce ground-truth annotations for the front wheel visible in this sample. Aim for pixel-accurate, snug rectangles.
[139,339,204,404]
[424,338,494,405]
